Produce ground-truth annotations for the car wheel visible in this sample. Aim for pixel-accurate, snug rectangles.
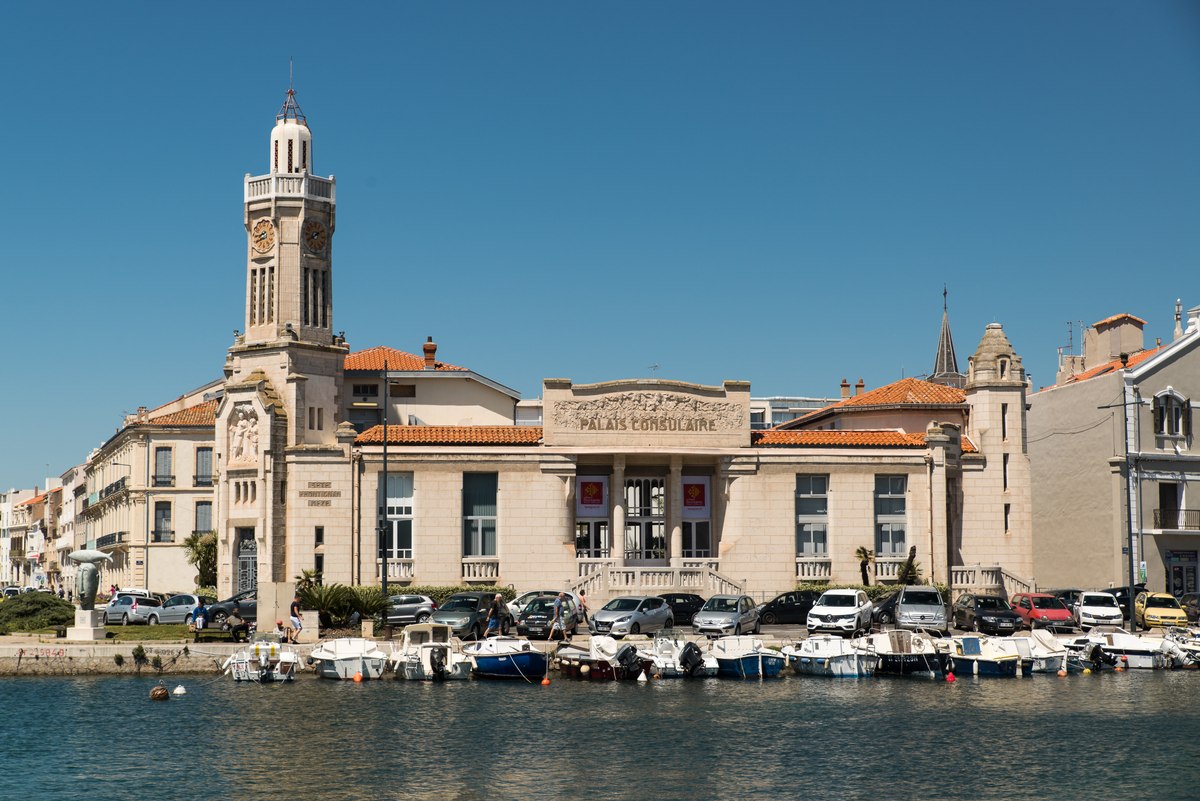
[880,612,893,625]
[630,623,640,636]
[102,613,109,626]
[184,613,192,625]
[122,614,129,626]
[971,619,980,633]
[665,617,674,630]
[416,612,430,624]
[147,615,158,626]
[211,611,228,625]
[733,624,742,636]
[752,618,761,635]
[762,612,777,625]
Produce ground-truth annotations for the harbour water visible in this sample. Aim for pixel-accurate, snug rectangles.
[2,671,1197,800]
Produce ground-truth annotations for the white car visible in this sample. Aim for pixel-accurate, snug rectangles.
[807,589,873,637]
[1073,591,1123,630]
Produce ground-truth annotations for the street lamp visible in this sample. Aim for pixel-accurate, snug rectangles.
[1101,353,1141,629]
[380,358,389,597]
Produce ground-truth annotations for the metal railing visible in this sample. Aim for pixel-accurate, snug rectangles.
[96,531,128,550]
[1154,509,1200,530]
[194,476,214,487]
[152,475,175,487]
[152,530,175,543]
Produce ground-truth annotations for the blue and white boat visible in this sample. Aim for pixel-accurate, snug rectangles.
[947,635,1024,677]
[710,635,786,678]
[463,636,548,680]
[782,634,877,678]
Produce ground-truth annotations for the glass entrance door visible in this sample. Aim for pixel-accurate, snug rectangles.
[1166,550,1197,596]
[624,478,665,562]
[576,521,610,558]
[236,527,257,593]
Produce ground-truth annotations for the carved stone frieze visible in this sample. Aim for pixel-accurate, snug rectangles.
[551,392,743,433]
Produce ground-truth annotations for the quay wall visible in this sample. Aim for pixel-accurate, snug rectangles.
[0,641,317,676]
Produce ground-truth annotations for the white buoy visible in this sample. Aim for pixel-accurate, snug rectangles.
[172,685,187,696]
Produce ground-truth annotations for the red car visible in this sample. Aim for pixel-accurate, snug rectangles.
[1010,592,1076,631]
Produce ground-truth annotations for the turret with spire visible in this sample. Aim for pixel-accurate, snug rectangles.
[930,286,966,388]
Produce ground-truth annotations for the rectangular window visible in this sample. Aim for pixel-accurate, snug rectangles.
[315,526,324,546]
[1001,403,1008,441]
[194,501,212,534]
[378,473,414,559]
[1003,453,1010,491]
[287,139,293,172]
[195,447,213,486]
[154,448,173,487]
[390,383,416,398]
[314,553,324,576]
[352,384,379,397]
[796,475,829,556]
[874,474,907,556]
[301,140,307,170]
[302,269,309,326]
[317,407,324,431]
[683,520,711,558]
[1004,503,1011,534]
[462,473,498,557]
[154,501,173,543]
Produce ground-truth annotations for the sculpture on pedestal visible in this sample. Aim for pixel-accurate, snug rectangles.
[68,549,113,610]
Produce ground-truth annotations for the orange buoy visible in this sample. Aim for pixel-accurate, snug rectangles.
[353,671,363,682]
[540,676,551,686]
[1057,669,1067,677]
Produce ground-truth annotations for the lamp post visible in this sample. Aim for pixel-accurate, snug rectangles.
[380,359,389,596]
[1101,353,1141,629]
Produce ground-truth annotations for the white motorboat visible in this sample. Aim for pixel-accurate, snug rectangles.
[1064,626,1176,670]
[782,634,877,678]
[640,632,718,678]
[853,630,947,677]
[1005,629,1083,674]
[946,635,1025,677]
[554,635,650,681]
[710,635,787,678]
[307,637,388,680]
[221,633,300,682]
[388,623,471,680]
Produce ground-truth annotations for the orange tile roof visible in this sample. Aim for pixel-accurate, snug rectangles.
[16,492,47,507]
[345,346,467,372]
[1061,347,1160,385]
[754,429,979,452]
[356,425,543,446]
[142,400,219,427]
[776,378,966,430]
[1093,313,1146,329]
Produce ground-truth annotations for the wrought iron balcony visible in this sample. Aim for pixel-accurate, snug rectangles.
[1154,509,1200,530]
[96,531,128,550]
[152,475,175,488]
[194,475,214,487]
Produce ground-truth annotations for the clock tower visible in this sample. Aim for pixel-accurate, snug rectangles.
[215,89,356,623]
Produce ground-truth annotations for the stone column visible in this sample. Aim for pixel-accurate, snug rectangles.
[612,456,626,567]
[669,457,683,567]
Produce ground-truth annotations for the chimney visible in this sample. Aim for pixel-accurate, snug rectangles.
[854,378,865,396]
[840,378,851,399]
[422,336,437,370]
[137,406,148,423]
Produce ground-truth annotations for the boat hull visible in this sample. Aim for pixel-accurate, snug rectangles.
[313,657,387,680]
[471,651,548,680]
[874,652,945,677]
[716,653,786,678]
[792,652,877,678]
[947,655,1021,677]
[557,656,650,681]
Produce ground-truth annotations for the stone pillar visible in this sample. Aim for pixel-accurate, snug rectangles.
[612,456,626,567]
[669,457,683,567]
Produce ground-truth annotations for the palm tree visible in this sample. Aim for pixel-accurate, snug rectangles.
[855,546,874,586]
[896,545,923,585]
[183,531,216,588]
[294,569,322,593]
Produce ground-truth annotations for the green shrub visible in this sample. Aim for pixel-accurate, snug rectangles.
[0,592,74,632]
[131,645,148,667]
[395,585,515,606]
[795,582,951,602]
[113,653,125,667]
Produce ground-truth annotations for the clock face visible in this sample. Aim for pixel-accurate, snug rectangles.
[250,219,276,254]
[302,218,328,253]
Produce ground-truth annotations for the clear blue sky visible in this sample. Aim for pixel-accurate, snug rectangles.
[2,2,1198,491]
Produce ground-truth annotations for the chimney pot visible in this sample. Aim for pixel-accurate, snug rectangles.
[422,337,437,370]
[854,378,865,396]
[840,379,851,399]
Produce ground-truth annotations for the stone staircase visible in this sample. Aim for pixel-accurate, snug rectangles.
[569,562,745,607]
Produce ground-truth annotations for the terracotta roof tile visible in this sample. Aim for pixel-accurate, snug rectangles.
[15,493,46,507]
[775,378,965,430]
[356,425,542,446]
[754,430,929,448]
[345,346,466,372]
[1061,347,1160,385]
[1093,313,1146,329]
[142,400,219,427]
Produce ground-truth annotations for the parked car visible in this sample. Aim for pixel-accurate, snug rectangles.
[806,589,873,637]
[895,586,948,634]
[507,590,583,620]
[1009,592,1075,631]
[517,594,581,639]
[207,588,258,625]
[757,589,822,625]
[1072,591,1123,630]
[1134,592,1188,630]
[591,595,674,638]
[153,593,216,625]
[953,593,1022,635]
[692,594,759,637]
[102,595,163,625]
[1180,592,1200,623]
[432,592,513,640]
[657,592,706,626]
[2,587,19,599]
[871,590,901,625]
[384,594,438,625]
[1105,584,1147,621]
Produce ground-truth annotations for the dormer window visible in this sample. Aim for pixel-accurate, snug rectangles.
[1154,392,1191,438]
[999,359,1008,379]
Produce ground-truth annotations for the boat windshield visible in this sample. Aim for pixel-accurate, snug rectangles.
[1146,596,1182,609]
[441,597,480,611]
[976,597,1011,610]
[818,594,856,607]
[902,591,942,606]
[603,598,641,612]
[1084,595,1119,608]
[702,597,739,612]
[1031,597,1066,610]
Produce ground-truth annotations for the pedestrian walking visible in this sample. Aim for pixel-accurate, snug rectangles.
[289,593,303,643]
[485,593,504,638]
[578,589,590,625]
[551,592,569,642]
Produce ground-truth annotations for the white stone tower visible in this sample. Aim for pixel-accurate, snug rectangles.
[215,89,355,618]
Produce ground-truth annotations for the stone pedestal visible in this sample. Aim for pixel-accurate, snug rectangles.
[66,609,106,642]
[361,620,374,639]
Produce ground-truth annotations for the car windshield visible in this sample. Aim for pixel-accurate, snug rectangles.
[1146,596,1182,609]
[441,597,480,611]
[604,598,641,612]
[818,594,856,607]
[902,591,941,606]
[702,597,738,613]
[524,599,556,614]
[1084,595,1118,608]
[1031,597,1066,610]
[977,597,1010,610]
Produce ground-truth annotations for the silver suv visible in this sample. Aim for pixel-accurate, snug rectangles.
[102,595,163,625]
[895,586,948,634]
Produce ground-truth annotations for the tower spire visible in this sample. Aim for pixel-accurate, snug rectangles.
[931,286,965,388]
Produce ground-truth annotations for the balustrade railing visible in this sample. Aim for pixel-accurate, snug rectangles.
[874,557,905,580]
[795,557,832,581]
[244,173,336,202]
[377,559,415,582]
[461,557,500,582]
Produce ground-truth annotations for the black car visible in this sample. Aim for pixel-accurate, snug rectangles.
[757,590,822,625]
[952,593,1022,635]
[1180,592,1200,623]
[1105,584,1147,621]
[657,593,706,626]
[517,594,581,639]
[207,588,258,624]
[871,591,901,625]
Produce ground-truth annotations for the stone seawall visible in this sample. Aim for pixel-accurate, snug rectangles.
[0,641,317,676]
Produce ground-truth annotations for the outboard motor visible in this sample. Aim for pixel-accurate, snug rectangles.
[678,642,705,677]
[1085,643,1117,670]
[429,646,447,680]
[614,644,641,675]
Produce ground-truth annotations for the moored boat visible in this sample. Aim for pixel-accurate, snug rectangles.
[463,636,549,680]
[389,623,472,680]
[221,633,300,682]
[1065,626,1175,670]
[554,635,650,681]
[1006,629,1084,674]
[782,634,877,678]
[946,635,1024,677]
[641,632,718,678]
[854,629,947,677]
[710,635,786,678]
[307,637,388,680]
